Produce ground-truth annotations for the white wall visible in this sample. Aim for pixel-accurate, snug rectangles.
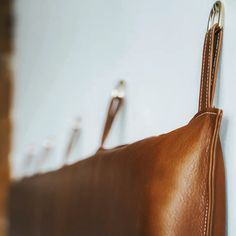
[12,0,236,234]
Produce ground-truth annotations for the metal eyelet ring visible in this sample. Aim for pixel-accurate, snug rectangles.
[207,1,224,30]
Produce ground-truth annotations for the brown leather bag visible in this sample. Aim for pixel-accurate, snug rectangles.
[9,2,226,236]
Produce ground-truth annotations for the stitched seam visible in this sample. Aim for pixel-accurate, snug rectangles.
[200,33,208,110]
[203,201,209,235]
[208,112,222,235]
[210,33,220,104]
[194,112,217,119]
[203,111,222,236]
[203,137,211,236]
[203,196,209,236]
[205,30,213,109]
[211,33,220,84]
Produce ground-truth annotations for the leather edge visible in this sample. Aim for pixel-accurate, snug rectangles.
[206,109,223,236]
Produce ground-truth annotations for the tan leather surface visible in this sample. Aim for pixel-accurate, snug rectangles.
[8,23,226,236]
[212,139,226,236]
[9,108,225,236]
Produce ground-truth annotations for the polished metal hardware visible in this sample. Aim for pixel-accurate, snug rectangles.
[111,80,126,98]
[208,1,224,30]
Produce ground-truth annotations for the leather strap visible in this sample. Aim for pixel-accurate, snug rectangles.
[64,118,81,160]
[198,24,223,111]
[100,96,124,148]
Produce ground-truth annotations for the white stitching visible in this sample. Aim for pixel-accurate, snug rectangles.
[194,111,217,119]
[203,201,209,235]
[205,29,213,109]
[199,34,208,110]
[203,135,211,236]
[210,33,220,104]
[211,34,220,82]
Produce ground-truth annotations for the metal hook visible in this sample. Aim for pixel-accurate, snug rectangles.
[207,1,224,30]
[111,80,126,99]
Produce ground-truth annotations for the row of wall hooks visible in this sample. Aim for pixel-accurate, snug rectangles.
[20,80,125,177]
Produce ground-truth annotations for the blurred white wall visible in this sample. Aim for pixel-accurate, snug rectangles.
[12,0,236,234]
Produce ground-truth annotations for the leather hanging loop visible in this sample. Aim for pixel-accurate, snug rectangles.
[198,24,223,111]
[64,118,81,161]
[198,25,223,111]
[100,80,125,148]
[198,1,224,112]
